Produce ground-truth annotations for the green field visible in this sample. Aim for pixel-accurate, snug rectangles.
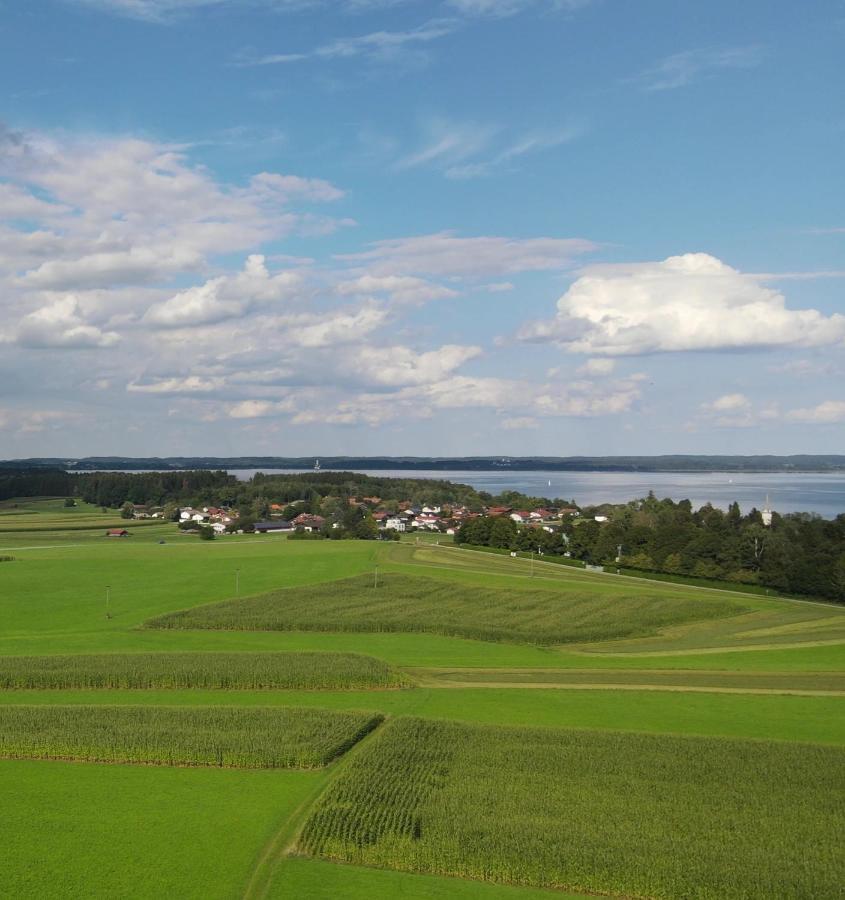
[0,651,406,690]
[0,705,382,768]
[298,717,845,898]
[147,571,744,645]
[1,503,843,898]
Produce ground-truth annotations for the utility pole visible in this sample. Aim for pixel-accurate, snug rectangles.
[531,551,534,577]
[105,585,111,619]
[235,568,240,596]
[374,566,379,589]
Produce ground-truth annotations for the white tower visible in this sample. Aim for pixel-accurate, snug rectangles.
[761,494,773,527]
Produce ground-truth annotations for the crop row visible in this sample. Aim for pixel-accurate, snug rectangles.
[0,651,407,691]
[297,717,845,898]
[146,573,741,645]
[0,705,383,768]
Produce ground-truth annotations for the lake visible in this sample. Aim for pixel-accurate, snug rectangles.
[227,469,845,518]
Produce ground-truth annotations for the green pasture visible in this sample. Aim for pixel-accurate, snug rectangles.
[0,759,322,900]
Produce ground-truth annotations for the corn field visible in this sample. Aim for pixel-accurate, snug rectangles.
[0,651,407,691]
[0,705,382,768]
[297,717,845,898]
[146,573,740,645]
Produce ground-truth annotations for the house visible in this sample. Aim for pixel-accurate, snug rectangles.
[385,516,406,532]
[211,522,228,534]
[421,505,441,514]
[594,515,609,523]
[486,506,512,517]
[106,528,129,537]
[372,511,389,522]
[254,520,293,533]
[510,510,532,523]
[292,513,326,530]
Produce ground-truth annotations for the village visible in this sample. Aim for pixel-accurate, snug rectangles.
[147,498,583,537]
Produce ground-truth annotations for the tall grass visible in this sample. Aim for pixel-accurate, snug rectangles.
[147,573,743,645]
[0,652,407,691]
[298,717,845,898]
[0,705,382,768]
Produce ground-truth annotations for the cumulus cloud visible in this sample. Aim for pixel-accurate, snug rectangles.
[13,296,119,349]
[340,231,596,277]
[518,253,845,356]
[785,400,845,424]
[143,255,303,327]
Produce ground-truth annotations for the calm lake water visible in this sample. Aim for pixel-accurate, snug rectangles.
[227,469,845,518]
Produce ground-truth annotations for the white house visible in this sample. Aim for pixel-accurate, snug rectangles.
[385,516,406,532]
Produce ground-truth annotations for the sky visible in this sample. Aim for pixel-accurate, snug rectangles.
[0,0,843,459]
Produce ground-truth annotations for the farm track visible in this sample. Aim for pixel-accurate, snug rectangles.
[242,716,389,900]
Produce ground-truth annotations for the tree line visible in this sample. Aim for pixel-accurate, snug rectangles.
[456,493,845,603]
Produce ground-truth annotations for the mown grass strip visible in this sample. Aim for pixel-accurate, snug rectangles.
[0,652,408,691]
[0,705,382,768]
[146,573,743,646]
[297,717,845,899]
[412,667,845,694]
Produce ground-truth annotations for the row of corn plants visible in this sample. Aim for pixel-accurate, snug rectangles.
[146,573,742,645]
[297,717,845,898]
[0,651,408,691]
[0,705,383,768]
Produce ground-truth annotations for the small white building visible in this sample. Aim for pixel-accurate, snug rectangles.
[385,517,406,532]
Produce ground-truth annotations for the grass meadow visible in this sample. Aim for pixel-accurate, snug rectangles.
[1,503,843,898]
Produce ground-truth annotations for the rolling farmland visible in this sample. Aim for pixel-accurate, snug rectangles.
[147,571,744,645]
[1,503,843,899]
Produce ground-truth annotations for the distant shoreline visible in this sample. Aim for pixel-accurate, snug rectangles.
[3,455,845,474]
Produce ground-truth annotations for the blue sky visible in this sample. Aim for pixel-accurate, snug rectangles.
[0,0,843,457]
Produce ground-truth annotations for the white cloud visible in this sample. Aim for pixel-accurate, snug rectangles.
[355,343,482,386]
[576,358,615,377]
[235,19,456,67]
[340,231,596,277]
[228,398,296,418]
[284,304,388,348]
[13,296,119,349]
[633,46,764,91]
[143,255,303,327]
[248,172,345,203]
[336,274,457,304]
[785,401,845,424]
[703,393,751,413]
[127,376,225,394]
[519,253,845,356]
[395,118,498,171]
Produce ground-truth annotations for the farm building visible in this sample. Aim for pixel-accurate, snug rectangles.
[106,529,129,538]
[254,520,293,533]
